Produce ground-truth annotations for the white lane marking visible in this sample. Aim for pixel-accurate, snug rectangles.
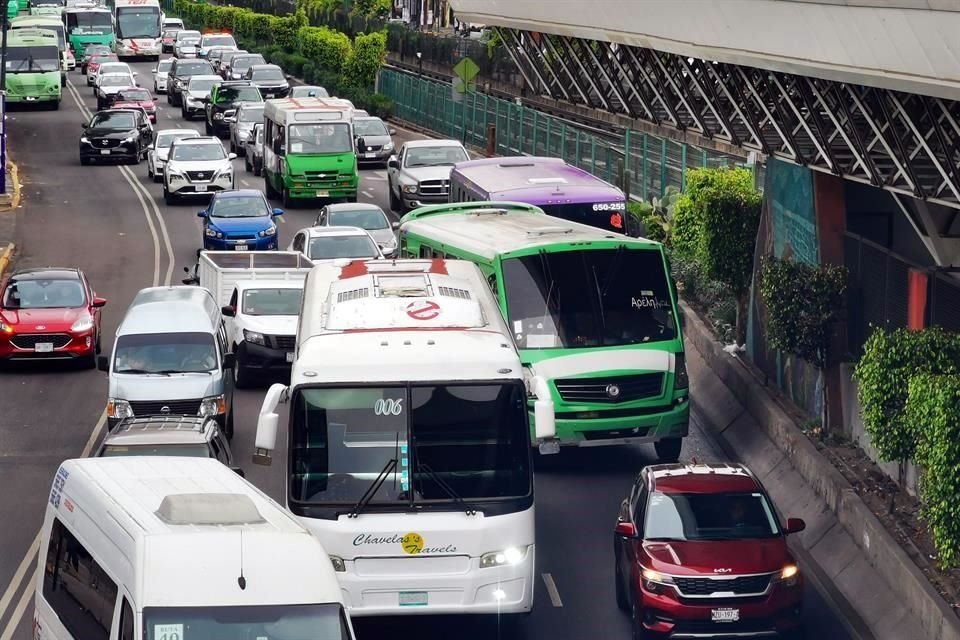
[365,174,386,181]
[118,164,176,286]
[0,576,34,640]
[240,179,250,187]
[542,573,563,607]
[278,215,286,224]
[0,534,39,626]
[361,189,374,199]
[374,170,387,179]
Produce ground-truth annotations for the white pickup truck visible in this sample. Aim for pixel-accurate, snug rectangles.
[194,251,314,387]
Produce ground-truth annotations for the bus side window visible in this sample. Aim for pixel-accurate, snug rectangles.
[487,274,499,300]
[420,245,433,259]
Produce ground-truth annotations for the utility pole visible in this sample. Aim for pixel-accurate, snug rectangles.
[0,5,8,195]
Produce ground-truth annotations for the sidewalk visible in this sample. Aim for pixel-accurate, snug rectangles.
[0,160,20,278]
[683,301,960,640]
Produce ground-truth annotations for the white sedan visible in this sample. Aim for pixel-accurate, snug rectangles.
[153,58,174,94]
[147,129,201,182]
[286,226,384,262]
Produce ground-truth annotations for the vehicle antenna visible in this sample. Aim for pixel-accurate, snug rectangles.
[237,529,247,590]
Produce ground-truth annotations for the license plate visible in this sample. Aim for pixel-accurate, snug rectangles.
[195,184,207,192]
[233,244,248,251]
[285,352,294,363]
[34,342,54,353]
[711,608,740,623]
[365,152,376,158]
[398,591,428,607]
[316,190,329,197]
[100,149,110,155]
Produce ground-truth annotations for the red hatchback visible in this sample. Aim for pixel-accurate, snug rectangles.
[614,463,806,639]
[109,87,158,123]
[0,268,107,367]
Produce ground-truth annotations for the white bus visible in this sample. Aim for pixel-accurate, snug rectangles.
[35,456,356,640]
[113,0,160,59]
[253,257,556,618]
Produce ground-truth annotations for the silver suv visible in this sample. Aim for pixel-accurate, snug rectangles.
[95,415,240,474]
[387,139,469,213]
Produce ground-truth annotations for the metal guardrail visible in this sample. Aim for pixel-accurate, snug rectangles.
[379,67,742,201]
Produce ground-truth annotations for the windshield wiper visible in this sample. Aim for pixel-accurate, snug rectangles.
[118,368,170,376]
[415,462,479,515]
[601,244,626,297]
[347,457,398,518]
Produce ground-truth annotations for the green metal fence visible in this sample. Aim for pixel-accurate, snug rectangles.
[379,67,743,201]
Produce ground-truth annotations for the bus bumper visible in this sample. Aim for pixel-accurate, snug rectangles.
[543,396,690,447]
[285,181,358,201]
[116,42,161,57]
[6,94,59,104]
[338,551,535,617]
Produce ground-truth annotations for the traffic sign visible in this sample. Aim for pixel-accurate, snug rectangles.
[453,57,480,85]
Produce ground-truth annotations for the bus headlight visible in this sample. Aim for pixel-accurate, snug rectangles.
[199,394,226,417]
[675,353,688,390]
[330,556,346,572]
[480,546,528,568]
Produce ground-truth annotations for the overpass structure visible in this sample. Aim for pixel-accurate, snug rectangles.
[449,0,960,225]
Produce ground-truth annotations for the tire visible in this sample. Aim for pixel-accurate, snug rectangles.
[254,160,262,177]
[388,182,401,211]
[51,100,60,111]
[95,329,101,354]
[264,174,277,199]
[244,155,251,173]
[631,599,652,640]
[224,402,234,440]
[282,186,293,209]
[615,556,631,613]
[229,137,236,154]
[205,119,212,135]
[181,106,188,120]
[147,162,154,180]
[163,185,175,205]
[654,437,683,463]
[233,353,254,389]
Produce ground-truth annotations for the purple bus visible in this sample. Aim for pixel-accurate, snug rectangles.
[448,156,628,233]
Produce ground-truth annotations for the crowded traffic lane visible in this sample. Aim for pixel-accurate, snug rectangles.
[0,56,852,639]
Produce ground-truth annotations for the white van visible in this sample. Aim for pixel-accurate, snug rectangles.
[35,456,356,640]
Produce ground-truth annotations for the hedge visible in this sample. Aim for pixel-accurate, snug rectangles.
[171,0,392,116]
[905,374,960,568]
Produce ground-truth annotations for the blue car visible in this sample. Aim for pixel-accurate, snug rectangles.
[198,189,284,251]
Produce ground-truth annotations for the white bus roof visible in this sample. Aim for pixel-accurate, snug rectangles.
[51,457,343,607]
[293,258,521,385]
[264,96,353,126]
[400,202,658,261]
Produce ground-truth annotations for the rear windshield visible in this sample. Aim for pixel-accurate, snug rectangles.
[175,61,214,75]
[101,444,211,458]
[251,68,284,82]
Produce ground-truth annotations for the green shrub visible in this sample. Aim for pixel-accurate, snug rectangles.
[269,50,288,68]
[300,25,353,75]
[905,374,960,568]
[367,93,394,119]
[342,31,386,90]
[855,327,960,463]
[285,54,309,78]
[758,256,848,369]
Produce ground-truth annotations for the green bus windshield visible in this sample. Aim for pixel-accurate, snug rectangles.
[4,45,60,72]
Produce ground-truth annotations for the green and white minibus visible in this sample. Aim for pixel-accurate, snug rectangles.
[10,15,67,85]
[3,28,62,108]
[399,201,689,461]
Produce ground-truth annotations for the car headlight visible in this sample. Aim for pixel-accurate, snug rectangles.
[217,169,233,182]
[213,112,223,120]
[259,224,277,238]
[243,329,265,345]
[107,398,133,419]
[0,320,13,334]
[383,142,394,151]
[640,567,676,593]
[123,133,138,143]
[200,394,227,417]
[675,352,688,390]
[70,315,94,332]
[402,184,418,194]
[205,227,223,238]
[80,136,90,144]
[776,563,800,588]
[480,546,528,568]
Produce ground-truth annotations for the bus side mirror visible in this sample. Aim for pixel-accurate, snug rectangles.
[252,383,287,466]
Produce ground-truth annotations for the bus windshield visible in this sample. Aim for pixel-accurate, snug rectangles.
[5,45,60,72]
[288,123,352,154]
[289,384,531,507]
[116,6,159,39]
[67,12,111,33]
[502,247,677,349]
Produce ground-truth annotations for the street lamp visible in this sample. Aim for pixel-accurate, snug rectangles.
[416,51,423,119]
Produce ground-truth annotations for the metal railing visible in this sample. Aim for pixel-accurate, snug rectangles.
[379,67,742,200]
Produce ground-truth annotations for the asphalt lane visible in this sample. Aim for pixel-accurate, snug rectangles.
[0,57,853,640]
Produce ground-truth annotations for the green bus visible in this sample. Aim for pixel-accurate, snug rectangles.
[10,16,67,84]
[6,0,17,20]
[399,201,689,461]
[3,28,62,108]
[262,96,359,207]
[63,7,113,56]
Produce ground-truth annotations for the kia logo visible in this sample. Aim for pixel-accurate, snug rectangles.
[35,325,46,330]
[606,384,621,398]
[160,406,171,414]
[714,568,732,573]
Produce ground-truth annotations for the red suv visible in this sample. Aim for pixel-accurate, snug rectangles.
[613,463,806,639]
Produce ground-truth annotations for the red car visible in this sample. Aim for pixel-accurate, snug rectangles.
[109,87,158,123]
[0,268,107,368]
[614,462,806,639]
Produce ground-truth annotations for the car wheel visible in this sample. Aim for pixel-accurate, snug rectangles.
[229,137,236,154]
[167,92,172,105]
[254,160,262,177]
[233,352,254,390]
[95,329,101,354]
[388,182,401,211]
[163,185,175,205]
[181,105,188,119]
[244,155,251,173]
[147,162,153,179]
[205,119,212,135]
[615,556,631,612]
[654,437,683,463]
[264,175,277,199]
[282,186,293,209]
[631,599,653,640]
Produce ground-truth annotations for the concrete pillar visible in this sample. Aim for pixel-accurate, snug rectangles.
[813,172,848,434]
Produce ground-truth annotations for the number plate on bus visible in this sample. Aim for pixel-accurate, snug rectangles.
[711,608,739,623]
[398,591,428,607]
[316,190,329,197]
[285,352,294,363]
[195,185,207,192]
[100,149,110,155]
[34,343,54,353]
[233,244,248,251]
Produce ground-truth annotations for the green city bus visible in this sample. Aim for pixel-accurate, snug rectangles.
[3,28,62,108]
[63,7,113,56]
[10,16,67,85]
[399,201,689,461]
[6,0,18,20]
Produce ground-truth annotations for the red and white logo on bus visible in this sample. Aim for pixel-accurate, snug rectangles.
[406,300,441,320]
